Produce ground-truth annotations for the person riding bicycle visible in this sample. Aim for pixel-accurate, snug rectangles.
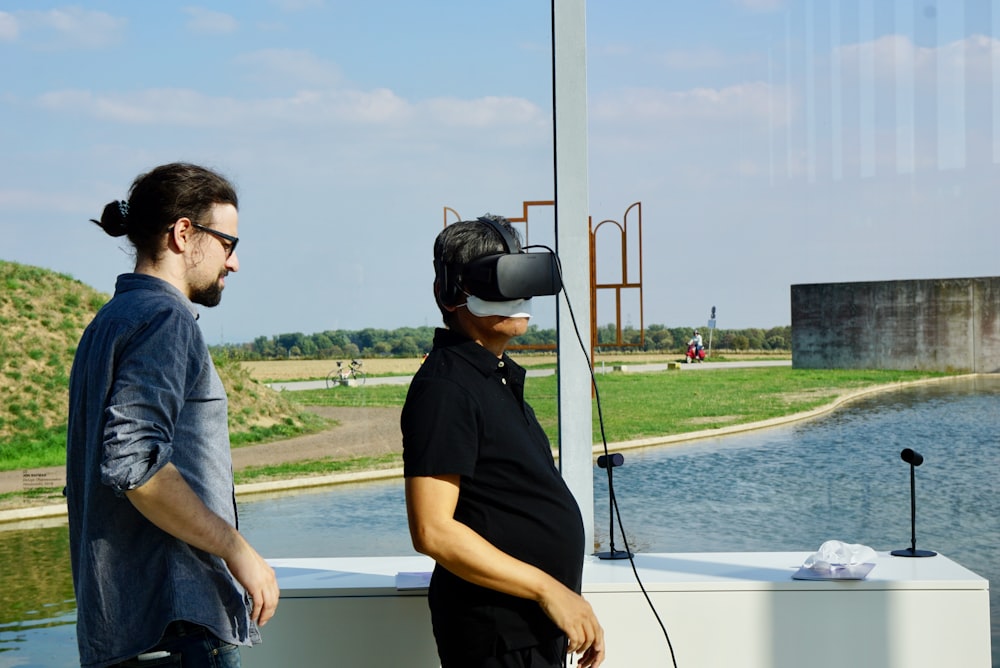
[335,359,363,384]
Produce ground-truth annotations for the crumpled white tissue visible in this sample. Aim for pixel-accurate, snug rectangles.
[802,540,877,570]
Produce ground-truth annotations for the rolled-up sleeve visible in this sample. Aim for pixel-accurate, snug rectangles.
[99,311,192,494]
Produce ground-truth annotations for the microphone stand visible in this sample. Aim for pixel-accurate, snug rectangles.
[891,448,936,558]
[595,453,632,560]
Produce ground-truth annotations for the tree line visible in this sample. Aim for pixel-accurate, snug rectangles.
[211,324,791,361]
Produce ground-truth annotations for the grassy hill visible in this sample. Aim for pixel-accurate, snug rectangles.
[0,260,324,472]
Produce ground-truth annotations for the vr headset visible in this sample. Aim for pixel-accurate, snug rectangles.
[438,216,563,305]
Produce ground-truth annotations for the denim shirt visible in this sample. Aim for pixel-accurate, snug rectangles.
[66,273,257,668]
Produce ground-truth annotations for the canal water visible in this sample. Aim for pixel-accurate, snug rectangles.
[1,375,998,667]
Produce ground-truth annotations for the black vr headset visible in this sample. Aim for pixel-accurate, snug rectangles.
[437,216,563,305]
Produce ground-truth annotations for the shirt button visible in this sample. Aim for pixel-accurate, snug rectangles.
[498,361,505,368]
[501,378,507,385]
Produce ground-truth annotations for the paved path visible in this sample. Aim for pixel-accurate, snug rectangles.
[268,359,792,392]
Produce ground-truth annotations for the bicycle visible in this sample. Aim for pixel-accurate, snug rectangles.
[326,359,366,388]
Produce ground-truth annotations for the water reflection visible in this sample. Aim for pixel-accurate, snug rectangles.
[241,480,415,558]
[599,377,1000,560]
[2,376,998,667]
[592,375,1000,665]
[0,523,77,668]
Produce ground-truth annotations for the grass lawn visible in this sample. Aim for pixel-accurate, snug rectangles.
[0,366,955,503]
[288,367,951,444]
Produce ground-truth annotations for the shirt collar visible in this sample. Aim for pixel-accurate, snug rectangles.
[432,327,523,380]
[114,273,199,319]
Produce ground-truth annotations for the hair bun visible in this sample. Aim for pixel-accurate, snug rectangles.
[90,199,130,238]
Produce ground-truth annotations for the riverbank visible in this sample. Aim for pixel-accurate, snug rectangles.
[0,374,965,527]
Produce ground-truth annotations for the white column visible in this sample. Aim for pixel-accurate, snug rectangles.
[552,0,594,550]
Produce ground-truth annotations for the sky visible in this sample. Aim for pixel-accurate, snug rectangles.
[2,0,999,345]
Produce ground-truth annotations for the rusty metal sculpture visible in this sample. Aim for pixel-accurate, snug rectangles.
[443,200,645,356]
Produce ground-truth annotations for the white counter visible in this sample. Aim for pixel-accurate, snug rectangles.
[241,552,991,667]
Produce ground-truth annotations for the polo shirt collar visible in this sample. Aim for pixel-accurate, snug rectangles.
[432,327,522,380]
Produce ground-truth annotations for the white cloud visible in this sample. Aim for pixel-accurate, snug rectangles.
[36,88,260,126]
[591,81,788,126]
[292,88,411,124]
[12,7,125,49]
[658,46,759,71]
[835,34,1000,85]
[420,96,545,128]
[183,7,239,35]
[925,34,1000,84]
[0,11,18,42]
[836,34,929,80]
[33,85,545,133]
[235,49,343,88]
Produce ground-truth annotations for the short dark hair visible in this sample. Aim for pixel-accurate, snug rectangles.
[91,162,238,261]
[433,214,522,326]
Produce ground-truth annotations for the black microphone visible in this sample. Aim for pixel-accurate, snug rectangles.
[891,448,936,558]
[597,453,624,469]
[595,452,632,560]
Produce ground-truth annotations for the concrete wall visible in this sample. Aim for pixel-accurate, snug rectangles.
[791,277,1000,373]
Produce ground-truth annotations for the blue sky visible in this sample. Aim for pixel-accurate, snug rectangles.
[2,1,999,344]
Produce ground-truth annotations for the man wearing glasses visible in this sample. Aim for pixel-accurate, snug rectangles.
[66,162,278,668]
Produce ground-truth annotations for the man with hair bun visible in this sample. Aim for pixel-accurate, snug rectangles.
[66,162,278,668]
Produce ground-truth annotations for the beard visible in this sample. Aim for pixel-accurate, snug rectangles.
[190,273,226,307]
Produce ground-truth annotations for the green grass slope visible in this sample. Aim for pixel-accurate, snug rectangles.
[0,260,324,472]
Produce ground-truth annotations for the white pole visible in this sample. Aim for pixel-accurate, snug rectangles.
[552,0,594,550]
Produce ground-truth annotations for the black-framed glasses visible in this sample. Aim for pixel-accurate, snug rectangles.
[192,223,239,258]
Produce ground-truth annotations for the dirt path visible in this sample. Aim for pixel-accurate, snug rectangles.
[0,407,402,504]
[231,406,402,468]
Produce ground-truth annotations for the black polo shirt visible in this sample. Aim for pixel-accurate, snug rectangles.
[402,328,585,657]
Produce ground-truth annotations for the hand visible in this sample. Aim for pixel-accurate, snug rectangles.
[574,641,606,668]
[539,586,605,667]
[225,539,280,626]
[124,464,280,626]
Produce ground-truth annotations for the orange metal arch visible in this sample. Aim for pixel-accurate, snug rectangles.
[441,200,644,355]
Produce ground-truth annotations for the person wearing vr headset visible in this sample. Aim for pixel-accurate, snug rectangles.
[402,215,605,668]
